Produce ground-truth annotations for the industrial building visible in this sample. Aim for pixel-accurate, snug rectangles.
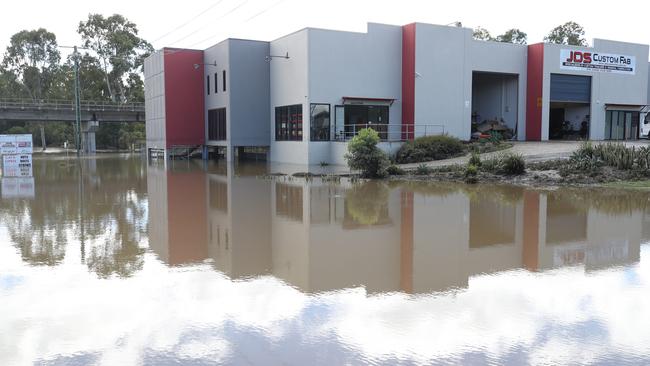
[144,22,650,165]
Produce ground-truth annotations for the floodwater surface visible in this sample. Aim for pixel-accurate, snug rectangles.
[2,156,650,365]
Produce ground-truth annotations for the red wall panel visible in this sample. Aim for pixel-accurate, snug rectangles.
[402,23,416,141]
[163,48,205,148]
[526,44,544,141]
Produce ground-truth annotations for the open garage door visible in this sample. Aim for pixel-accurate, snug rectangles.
[549,74,591,140]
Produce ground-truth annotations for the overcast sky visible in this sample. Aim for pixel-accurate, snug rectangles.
[1,0,649,59]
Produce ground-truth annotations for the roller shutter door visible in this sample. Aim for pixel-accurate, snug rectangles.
[550,74,591,103]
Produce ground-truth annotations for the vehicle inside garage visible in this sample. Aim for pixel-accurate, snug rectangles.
[471,72,518,140]
[549,74,591,140]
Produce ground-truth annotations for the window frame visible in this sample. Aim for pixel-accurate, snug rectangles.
[208,107,227,141]
[310,103,331,141]
[222,70,227,92]
[206,75,210,95]
[275,104,303,141]
[214,72,218,94]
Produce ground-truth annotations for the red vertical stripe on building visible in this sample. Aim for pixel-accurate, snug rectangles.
[163,48,206,148]
[526,44,544,141]
[402,24,416,141]
[400,190,414,293]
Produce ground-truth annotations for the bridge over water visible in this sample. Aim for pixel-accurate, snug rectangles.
[0,98,145,153]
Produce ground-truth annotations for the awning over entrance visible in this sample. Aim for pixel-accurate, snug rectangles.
[605,104,649,112]
[341,97,395,106]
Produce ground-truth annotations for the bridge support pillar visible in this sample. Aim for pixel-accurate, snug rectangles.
[81,121,99,154]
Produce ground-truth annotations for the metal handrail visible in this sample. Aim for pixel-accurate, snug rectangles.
[324,123,445,142]
[0,98,145,112]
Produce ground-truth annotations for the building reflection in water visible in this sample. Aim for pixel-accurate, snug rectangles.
[147,162,647,295]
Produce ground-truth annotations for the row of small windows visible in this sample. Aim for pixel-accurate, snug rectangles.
[207,70,227,95]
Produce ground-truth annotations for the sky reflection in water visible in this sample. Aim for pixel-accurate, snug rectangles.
[1,156,650,365]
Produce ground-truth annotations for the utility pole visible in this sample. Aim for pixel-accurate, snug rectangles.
[73,46,82,156]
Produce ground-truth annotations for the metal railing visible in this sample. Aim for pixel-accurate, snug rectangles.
[321,123,446,142]
[0,98,145,112]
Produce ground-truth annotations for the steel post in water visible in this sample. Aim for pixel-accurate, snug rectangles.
[74,47,82,156]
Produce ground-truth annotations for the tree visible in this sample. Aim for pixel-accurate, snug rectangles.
[77,14,153,103]
[544,21,588,46]
[2,28,60,100]
[2,28,61,149]
[473,27,494,41]
[497,29,528,44]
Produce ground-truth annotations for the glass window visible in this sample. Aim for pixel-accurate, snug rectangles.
[214,73,218,94]
[208,108,227,141]
[206,75,210,95]
[275,104,303,141]
[222,70,226,92]
[310,104,330,141]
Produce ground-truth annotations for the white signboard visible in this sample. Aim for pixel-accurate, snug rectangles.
[0,135,17,155]
[3,154,32,169]
[15,134,33,154]
[1,177,35,199]
[560,49,636,75]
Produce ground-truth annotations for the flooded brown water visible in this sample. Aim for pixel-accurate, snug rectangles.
[2,156,650,365]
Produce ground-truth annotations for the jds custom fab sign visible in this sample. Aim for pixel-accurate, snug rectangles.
[560,49,636,75]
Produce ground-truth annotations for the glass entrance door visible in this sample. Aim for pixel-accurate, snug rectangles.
[605,110,639,140]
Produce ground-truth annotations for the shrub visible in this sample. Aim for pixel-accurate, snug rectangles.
[345,128,390,178]
[464,164,479,184]
[386,165,405,176]
[468,151,482,167]
[501,153,526,175]
[395,135,465,164]
[481,156,501,173]
[415,163,432,175]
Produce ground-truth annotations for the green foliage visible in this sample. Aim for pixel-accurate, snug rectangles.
[345,128,390,178]
[473,27,493,41]
[464,164,479,184]
[488,130,502,145]
[496,29,528,44]
[78,14,153,103]
[395,135,465,164]
[480,153,526,175]
[501,153,526,175]
[544,21,588,46]
[415,163,432,175]
[386,165,405,176]
[0,15,150,149]
[565,142,650,174]
[468,151,482,167]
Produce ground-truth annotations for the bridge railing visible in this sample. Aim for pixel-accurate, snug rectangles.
[0,98,145,112]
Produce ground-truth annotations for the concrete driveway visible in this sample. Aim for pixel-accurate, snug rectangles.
[398,140,650,169]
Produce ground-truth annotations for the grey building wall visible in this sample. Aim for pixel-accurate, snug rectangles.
[307,23,402,165]
[413,24,528,140]
[144,50,166,150]
[229,40,270,147]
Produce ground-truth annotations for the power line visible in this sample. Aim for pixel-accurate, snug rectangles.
[186,0,287,48]
[151,0,227,43]
[170,0,250,47]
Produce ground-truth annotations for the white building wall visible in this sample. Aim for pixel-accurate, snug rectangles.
[204,41,230,147]
[270,30,310,164]
[542,41,649,140]
[144,50,166,150]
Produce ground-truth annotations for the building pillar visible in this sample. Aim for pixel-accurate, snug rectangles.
[80,121,99,154]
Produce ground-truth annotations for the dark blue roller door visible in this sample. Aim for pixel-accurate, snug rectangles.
[550,74,591,103]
